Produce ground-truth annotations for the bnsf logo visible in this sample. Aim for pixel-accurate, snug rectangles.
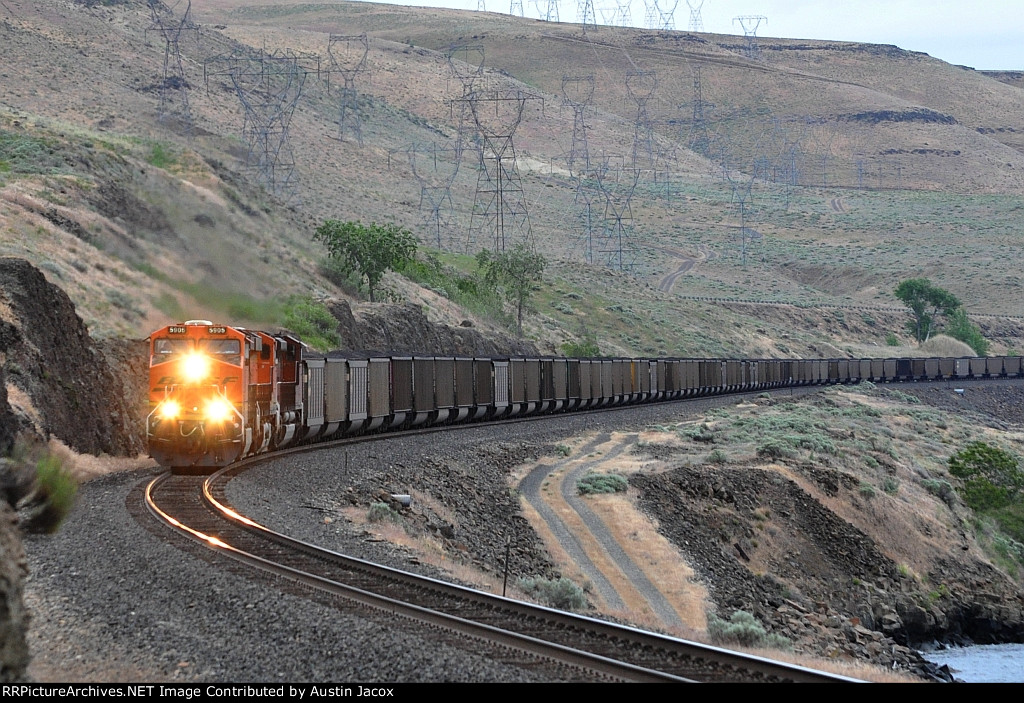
[152,375,240,391]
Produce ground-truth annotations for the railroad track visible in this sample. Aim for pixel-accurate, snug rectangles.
[144,433,861,683]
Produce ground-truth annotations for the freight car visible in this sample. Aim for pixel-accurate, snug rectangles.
[146,320,1023,471]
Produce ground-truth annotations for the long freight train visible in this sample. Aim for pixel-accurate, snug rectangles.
[147,319,1019,471]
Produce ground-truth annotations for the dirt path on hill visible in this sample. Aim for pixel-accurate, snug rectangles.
[654,244,716,293]
[516,430,708,632]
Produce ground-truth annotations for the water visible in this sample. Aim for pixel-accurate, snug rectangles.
[922,643,1024,683]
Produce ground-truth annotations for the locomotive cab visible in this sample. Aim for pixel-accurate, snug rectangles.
[147,321,246,471]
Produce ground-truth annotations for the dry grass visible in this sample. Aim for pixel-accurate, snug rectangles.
[338,504,515,596]
[44,438,154,483]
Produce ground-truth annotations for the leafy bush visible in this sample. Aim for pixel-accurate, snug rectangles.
[707,449,729,464]
[577,473,628,495]
[282,295,341,351]
[922,478,956,505]
[517,576,587,611]
[681,423,715,444]
[32,453,77,533]
[314,220,418,302]
[146,142,177,169]
[367,501,401,523]
[945,307,989,356]
[882,477,900,495]
[756,438,793,460]
[948,441,1023,511]
[560,339,601,357]
[948,441,1024,542]
[707,610,792,650]
[398,252,505,323]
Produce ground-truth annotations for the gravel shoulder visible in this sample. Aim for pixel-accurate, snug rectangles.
[22,383,1024,682]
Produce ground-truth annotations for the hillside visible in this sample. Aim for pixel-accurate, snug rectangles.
[3,1,1024,682]
[0,0,1023,355]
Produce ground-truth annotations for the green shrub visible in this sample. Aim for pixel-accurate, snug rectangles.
[682,423,715,444]
[31,452,77,533]
[517,576,588,611]
[367,501,401,523]
[948,441,1022,511]
[282,295,340,351]
[707,449,728,464]
[922,478,956,504]
[577,473,628,495]
[707,610,792,650]
[882,477,900,495]
[756,438,793,460]
[560,339,601,357]
[945,307,989,356]
[146,142,177,169]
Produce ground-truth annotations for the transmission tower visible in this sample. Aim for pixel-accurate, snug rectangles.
[656,0,679,30]
[535,0,560,22]
[577,0,596,29]
[146,0,199,137]
[733,15,767,61]
[326,34,369,146]
[626,70,657,169]
[596,164,640,271]
[723,164,757,266]
[478,0,486,10]
[204,49,320,199]
[462,90,541,252]
[615,0,633,26]
[510,0,524,16]
[563,76,598,263]
[570,175,601,264]
[408,141,462,250]
[446,44,487,170]
[687,64,712,155]
[686,0,704,32]
[562,75,594,175]
[643,0,659,28]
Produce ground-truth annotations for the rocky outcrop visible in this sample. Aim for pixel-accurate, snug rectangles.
[632,460,1024,678]
[327,300,539,356]
[0,257,146,457]
[0,258,149,682]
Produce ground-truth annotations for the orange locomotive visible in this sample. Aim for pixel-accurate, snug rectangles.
[147,320,306,470]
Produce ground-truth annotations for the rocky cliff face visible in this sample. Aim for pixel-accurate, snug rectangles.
[0,258,148,681]
[0,258,146,457]
[328,300,539,356]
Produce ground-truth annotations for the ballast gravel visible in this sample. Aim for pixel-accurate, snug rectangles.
[23,397,756,683]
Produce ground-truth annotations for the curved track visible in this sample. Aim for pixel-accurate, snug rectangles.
[144,421,862,683]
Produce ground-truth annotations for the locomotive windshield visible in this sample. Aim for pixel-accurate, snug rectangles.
[199,338,241,366]
[151,338,191,365]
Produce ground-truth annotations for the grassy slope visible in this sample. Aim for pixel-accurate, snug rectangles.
[0,0,1023,355]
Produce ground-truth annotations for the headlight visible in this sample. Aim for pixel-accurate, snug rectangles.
[181,353,211,383]
[158,400,181,420]
[204,397,233,423]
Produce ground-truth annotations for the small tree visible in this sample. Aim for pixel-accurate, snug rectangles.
[945,307,989,356]
[477,242,546,336]
[894,278,960,343]
[313,220,418,302]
